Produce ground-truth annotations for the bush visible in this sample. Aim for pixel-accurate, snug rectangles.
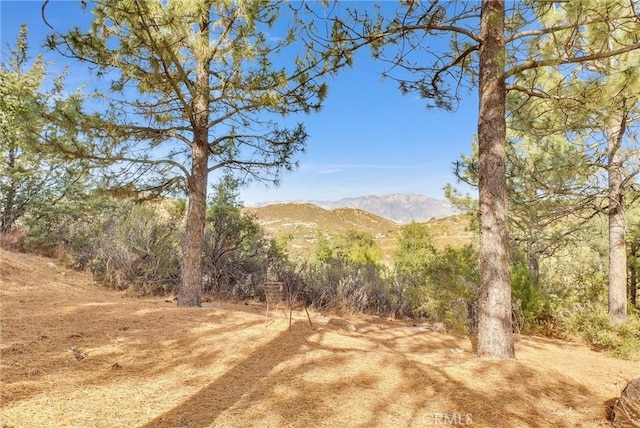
[25,195,123,265]
[88,202,183,294]
[199,175,296,300]
[25,195,183,294]
[395,244,479,331]
[510,261,554,333]
[392,223,479,330]
[0,228,26,251]
[300,229,393,315]
[590,316,640,360]
[301,256,392,315]
[551,273,640,359]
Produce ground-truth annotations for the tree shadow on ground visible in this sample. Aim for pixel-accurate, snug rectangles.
[140,320,315,428]
[352,331,597,428]
[1,292,267,404]
[137,319,604,428]
[1,251,627,428]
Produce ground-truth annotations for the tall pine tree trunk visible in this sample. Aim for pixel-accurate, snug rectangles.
[1,187,17,234]
[179,139,209,307]
[476,0,514,358]
[178,12,211,307]
[608,115,627,323]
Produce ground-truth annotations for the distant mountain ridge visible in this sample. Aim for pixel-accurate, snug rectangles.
[249,193,457,224]
[313,193,458,223]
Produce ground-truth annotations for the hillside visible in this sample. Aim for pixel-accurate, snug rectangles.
[1,249,636,427]
[423,214,476,248]
[245,203,474,261]
[244,203,399,259]
[245,203,397,236]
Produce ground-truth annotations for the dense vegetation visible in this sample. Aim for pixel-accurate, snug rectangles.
[2,1,640,360]
[3,171,639,358]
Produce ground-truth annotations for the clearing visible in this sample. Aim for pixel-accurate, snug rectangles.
[1,249,637,427]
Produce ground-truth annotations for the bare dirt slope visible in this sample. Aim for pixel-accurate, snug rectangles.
[1,249,637,427]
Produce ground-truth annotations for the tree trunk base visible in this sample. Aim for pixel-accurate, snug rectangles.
[613,378,640,427]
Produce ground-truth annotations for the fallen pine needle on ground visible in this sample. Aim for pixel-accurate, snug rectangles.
[1,249,637,427]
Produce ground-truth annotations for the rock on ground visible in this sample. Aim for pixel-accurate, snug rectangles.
[327,318,357,332]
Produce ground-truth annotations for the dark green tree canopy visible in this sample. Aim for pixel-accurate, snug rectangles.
[1,24,89,234]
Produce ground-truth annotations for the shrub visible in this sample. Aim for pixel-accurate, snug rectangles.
[24,194,123,265]
[510,261,554,333]
[395,244,479,331]
[25,195,183,294]
[554,296,640,360]
[88,202,183,294]
[590,316,640,360]
[0,228,26,251]
[200,176,293,300]
[301,256,392,315]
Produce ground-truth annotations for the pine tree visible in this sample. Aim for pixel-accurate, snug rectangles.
[507,2,640,323]
[309,0,640,356]
[46,1,330,306]
[1,25,89,235]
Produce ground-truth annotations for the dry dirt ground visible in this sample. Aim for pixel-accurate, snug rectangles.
[1,249,638,428]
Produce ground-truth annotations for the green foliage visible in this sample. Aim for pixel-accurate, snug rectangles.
[312,233,334,264]
[392,222,479,329]
[20,171,289,298]
[334,229,383,265]
[535,253,639,358]
[508,0,640,324]
[569,309,640,360]
[405,245,479,331]
[202,176,279,297]
[46,0,339,305]
[88,203,183,294]
[46,0,329,194]
[389,222,479,329]
[24,191,183,294]
[304,230,390,314]
[510,259,552,332]
[0,24,89,234]
[393,222,437,276]
[444,183,478,230]
[23,189,117,263]
[302,257,391,315]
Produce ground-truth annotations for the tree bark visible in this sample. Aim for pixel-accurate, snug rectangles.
[527,240,540,284]
[608,115,627,323]
[1,145,18,234]
[629,260,637,308]
[178,10,211,307]
[178,140,208,307]
[476,0,515,358]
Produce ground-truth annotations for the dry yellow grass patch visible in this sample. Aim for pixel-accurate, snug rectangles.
[1,249,637,427]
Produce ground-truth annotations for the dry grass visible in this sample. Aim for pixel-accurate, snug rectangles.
[423,214,475,249]
[244,203,399,261]
[1,249,637,427]
[245,204,472,263]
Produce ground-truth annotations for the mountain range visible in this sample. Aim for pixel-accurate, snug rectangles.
[250,193,458,224]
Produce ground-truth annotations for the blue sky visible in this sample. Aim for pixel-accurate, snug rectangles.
[1,1,478,206]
